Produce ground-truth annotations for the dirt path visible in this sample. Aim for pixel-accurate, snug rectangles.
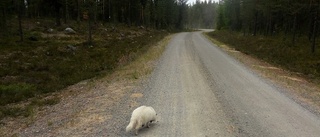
[2,31,320,137]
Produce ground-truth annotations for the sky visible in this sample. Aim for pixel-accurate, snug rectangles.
[188,0,220,4]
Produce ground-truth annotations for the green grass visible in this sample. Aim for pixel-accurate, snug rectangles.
[0,83,36,105]
[0,19,168,119]
[207,30,320,82]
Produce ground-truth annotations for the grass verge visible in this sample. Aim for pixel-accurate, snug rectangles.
[206,30,320,83]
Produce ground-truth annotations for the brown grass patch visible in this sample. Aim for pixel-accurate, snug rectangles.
[130,93,144,98]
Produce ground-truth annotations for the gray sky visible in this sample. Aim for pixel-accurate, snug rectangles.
[188,0,219,4]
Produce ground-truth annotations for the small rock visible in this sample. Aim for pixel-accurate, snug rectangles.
[139,26,145,29]
[47,28,54,33]
[67,45,77,51]
[46,52,51,56]
[64,27,76,34]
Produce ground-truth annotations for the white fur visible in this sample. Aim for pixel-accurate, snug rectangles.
[126,106,157,135]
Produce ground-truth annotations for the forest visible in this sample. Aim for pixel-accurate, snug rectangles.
[216,0,320,52]
[0,0,217,36]
[211,0,320,84]
[0,0,188,29]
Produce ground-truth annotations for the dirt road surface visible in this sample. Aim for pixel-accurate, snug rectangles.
[132,31,320,136]
[8,31,320,137]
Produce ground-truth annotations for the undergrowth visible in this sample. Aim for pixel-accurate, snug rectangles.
[0,19,168,119]
[207,30,320,83]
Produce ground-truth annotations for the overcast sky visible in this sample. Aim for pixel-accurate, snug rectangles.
[188,0,219,5]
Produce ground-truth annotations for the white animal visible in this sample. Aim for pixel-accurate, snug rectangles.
[126,106,157,135]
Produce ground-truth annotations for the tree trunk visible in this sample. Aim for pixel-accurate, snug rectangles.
[88,2,93,46]
[265,17,270,36]
[94,0,97,23]
[271,20,275,36]
[88,17,92,45]
[77,0,80,22]
[311,4,319,53]
[311,17,317,53]
[18,0,23,41]
[292,14,297,46]
[102,0,105,21]
[64,0,68,24]
[55,1,62,26]
[0,3,7,34]
[127,0,131,26]
[149,0,155,28]
[108,0,111,21]
[140,1,146,26]
[141,6,144,26]
[253,11,258,36]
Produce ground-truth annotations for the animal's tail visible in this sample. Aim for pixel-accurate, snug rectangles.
[126,120,136,132]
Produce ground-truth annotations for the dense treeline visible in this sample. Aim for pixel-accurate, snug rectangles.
[0,0,223,35]
[217,0,320,53]
[188,0,218,29]
[0,0,190,35]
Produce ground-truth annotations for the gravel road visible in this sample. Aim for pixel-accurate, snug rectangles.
[131,31,320,136]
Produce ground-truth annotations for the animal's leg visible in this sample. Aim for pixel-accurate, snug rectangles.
[134,120,141,135]
[135,126,139,135]
[147,121,150,128]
